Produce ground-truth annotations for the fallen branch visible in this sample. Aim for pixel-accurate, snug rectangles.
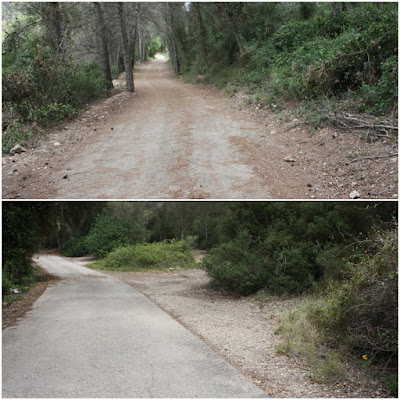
[350,153,398,163]
[328,111,398,138]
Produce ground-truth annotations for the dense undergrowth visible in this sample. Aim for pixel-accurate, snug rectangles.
[275,227,398,395]
[202,202,396,296]
[2,26,108,153]
[179,3,397,126]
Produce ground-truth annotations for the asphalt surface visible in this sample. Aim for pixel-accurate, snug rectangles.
[2,255,267,398]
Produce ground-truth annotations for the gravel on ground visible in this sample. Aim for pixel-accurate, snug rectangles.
[97,266,390,398]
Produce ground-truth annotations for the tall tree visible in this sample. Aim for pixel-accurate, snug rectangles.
[93,2,113,89]
[117,2,134,92]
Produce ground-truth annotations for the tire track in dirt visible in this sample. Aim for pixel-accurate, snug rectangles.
[3,56,318,199]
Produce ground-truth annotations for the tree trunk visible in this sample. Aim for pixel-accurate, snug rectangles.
[94,2,113,89]
[42,3,68,60]
[194,3,208,68]
[171,35,180,73]
[223,2,244,54]
[139,30,143,62]
[117,3,134,92]
[131,25,137,68]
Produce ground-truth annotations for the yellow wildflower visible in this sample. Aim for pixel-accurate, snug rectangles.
[362,354,368,360]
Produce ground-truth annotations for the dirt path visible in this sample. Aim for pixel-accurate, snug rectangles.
[2,56,397,199]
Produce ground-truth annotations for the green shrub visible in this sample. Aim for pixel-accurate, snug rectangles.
[60,236,88,257]
[311,228,398,368]
[85,213,148,259]
[90,240,196,271]
[275,227,398,392]
[148,37,163,59]
[184,235,198,250]
[2,270,13,294]
[203,231,269,295]
[2,29,108,152]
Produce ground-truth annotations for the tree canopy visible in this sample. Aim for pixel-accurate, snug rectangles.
[2,2,397,152]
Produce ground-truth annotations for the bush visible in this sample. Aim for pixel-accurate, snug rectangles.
[85,212,148,259]
[2,29,108,152]
[203,231,269,295]
[60,236,88,257]
[276,227,398,393]
[2,270,13,294]
[312,228,398,368]
[90,240,196,271]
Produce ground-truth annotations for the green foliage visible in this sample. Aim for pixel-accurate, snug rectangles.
[184,235,198,250]
[276,227,398,391]
[148,36,163,59]
[85,212,148,259]
[60,236,88,257]
[2,202,60,295]
[310,228,398,368]
[2,270,13,295]
[179,2,397,118]
[203,202,396,296]
[2,27,108,152]
[203,231,268,295]
[89,240,196,271]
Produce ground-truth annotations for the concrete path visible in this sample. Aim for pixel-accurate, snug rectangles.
[2,255,266,398]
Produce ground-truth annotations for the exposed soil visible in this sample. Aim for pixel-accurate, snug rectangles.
[97,266,390,398]
[3,55,397,199]
[2,261,59,330]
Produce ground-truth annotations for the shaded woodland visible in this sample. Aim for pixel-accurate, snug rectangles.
[2,2,398,152]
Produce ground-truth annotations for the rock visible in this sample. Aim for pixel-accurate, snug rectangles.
[307,183,312,187]
[62,174,68,179]
[54,142,61,147]
[10,144,26,155]
[284,156,295,162]
[349,190,360,199]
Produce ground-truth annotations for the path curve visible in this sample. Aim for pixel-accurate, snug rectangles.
[2,255,266,398]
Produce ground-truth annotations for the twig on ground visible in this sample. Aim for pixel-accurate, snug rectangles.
[350,153,398,163]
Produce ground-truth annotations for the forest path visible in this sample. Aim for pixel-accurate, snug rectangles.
[2,254,266,398]
[3,56,316,199]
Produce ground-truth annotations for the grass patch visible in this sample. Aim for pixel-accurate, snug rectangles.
[87,240,197,271]
[275,227,398,394]
[275,297,348,384]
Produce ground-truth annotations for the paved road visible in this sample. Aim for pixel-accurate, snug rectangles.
[2,255,266,398]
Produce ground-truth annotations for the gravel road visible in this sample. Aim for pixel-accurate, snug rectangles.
[2,255,266,398]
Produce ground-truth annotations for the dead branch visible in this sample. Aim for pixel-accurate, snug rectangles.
[350,153,398,163]
[327,111,398,138]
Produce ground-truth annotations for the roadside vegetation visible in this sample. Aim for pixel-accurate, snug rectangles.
[174,3,397,131]
[3,201,397,394]
[89,240,196,272]
[276,228,398,394]
[2,3,165,153]
[3,3,397,153]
